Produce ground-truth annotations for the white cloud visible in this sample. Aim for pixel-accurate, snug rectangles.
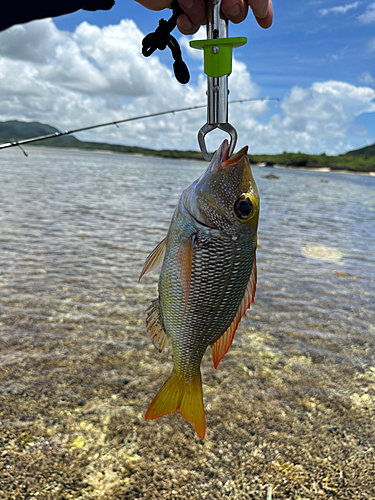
[0,18,261,152]
[359,72,375,86]
[357,2,375,23]
[0,18,199,148]
[238,81,375,154]
[368,37,375,51]
[0,20,67,63]
[0,18,374,155]
[319,2,360,16]
[180,26,207,61]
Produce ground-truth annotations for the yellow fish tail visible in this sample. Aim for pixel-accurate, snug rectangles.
[145,372,205,440]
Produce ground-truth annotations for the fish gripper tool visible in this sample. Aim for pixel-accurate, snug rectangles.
[190,0,247,161]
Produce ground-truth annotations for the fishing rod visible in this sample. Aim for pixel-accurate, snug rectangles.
[0,98,279,156]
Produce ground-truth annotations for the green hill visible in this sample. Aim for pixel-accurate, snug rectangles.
[0,120,79,146]
[345,143,375,156]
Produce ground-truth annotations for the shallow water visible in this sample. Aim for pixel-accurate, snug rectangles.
[0,147,374,498]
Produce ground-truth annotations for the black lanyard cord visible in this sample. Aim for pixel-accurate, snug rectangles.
[141,1,190,84]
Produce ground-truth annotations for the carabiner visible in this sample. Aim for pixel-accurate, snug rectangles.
[198,122,237,161]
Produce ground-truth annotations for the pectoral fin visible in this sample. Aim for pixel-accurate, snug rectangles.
[139,237,167,280]
[210,253,257,369]
[176,234,196,311]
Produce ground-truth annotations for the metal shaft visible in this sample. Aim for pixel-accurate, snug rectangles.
[206,0,227,38]
[206,0,229,125]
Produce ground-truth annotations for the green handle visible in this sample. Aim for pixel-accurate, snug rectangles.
[190,36,247,77]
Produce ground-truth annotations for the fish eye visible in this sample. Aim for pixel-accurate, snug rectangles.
[234,194,255,220]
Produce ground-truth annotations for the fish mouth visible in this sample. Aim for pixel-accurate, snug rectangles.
[210,140,249,174]
[183,140,250,229]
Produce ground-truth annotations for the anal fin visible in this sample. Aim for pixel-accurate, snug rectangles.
[145,299,169,352]
[210,253,257,369]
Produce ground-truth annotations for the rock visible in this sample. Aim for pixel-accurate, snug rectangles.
[264,158,275,167]
[262,174,279,179]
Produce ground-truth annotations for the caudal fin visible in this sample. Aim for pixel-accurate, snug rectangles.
[145,372,205,440]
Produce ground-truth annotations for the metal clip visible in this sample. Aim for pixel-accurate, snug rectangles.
[197,122,237,161]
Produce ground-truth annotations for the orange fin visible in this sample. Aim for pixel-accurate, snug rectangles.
[145,372,205,440]
[139,237,167,280]
[210,253,257,369]
[176,235,196,311]
[145,299,169,352]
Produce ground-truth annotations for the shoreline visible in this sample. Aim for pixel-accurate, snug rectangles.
[14,144,375,176]
[256,163,375,176]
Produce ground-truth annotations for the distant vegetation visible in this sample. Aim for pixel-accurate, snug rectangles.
[248,152,375,173]
[1,120,374,172]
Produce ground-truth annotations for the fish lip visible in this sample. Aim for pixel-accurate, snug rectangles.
[208,140,249,174]
[216,144,249,172]
[210,140,229,173]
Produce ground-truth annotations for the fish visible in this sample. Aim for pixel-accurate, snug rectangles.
[139,139,259,440]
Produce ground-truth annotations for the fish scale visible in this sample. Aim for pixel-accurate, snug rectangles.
[141,140,259,439]
[161,228,254,376]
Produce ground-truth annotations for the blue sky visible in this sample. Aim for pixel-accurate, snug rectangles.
[0,1,374,154]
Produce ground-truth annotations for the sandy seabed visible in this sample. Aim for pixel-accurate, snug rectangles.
[0,306,374,500]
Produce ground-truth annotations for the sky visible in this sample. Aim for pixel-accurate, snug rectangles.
[0,0,375,155]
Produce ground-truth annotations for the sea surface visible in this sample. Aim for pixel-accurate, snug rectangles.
[0,146,374,498]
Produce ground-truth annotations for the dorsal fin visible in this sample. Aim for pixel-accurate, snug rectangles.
[210,253,257,369]
[139,237,167,280]
[145,299,169,352]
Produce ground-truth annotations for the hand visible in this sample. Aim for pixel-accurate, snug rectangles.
[136,0,273,35]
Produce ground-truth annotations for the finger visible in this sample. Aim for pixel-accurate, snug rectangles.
[253,0,273,29]
[134,1,171,11]
[248,0,269,19]
[178,0,206,27]
[222,0,249,24]
[177,13,202,35]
